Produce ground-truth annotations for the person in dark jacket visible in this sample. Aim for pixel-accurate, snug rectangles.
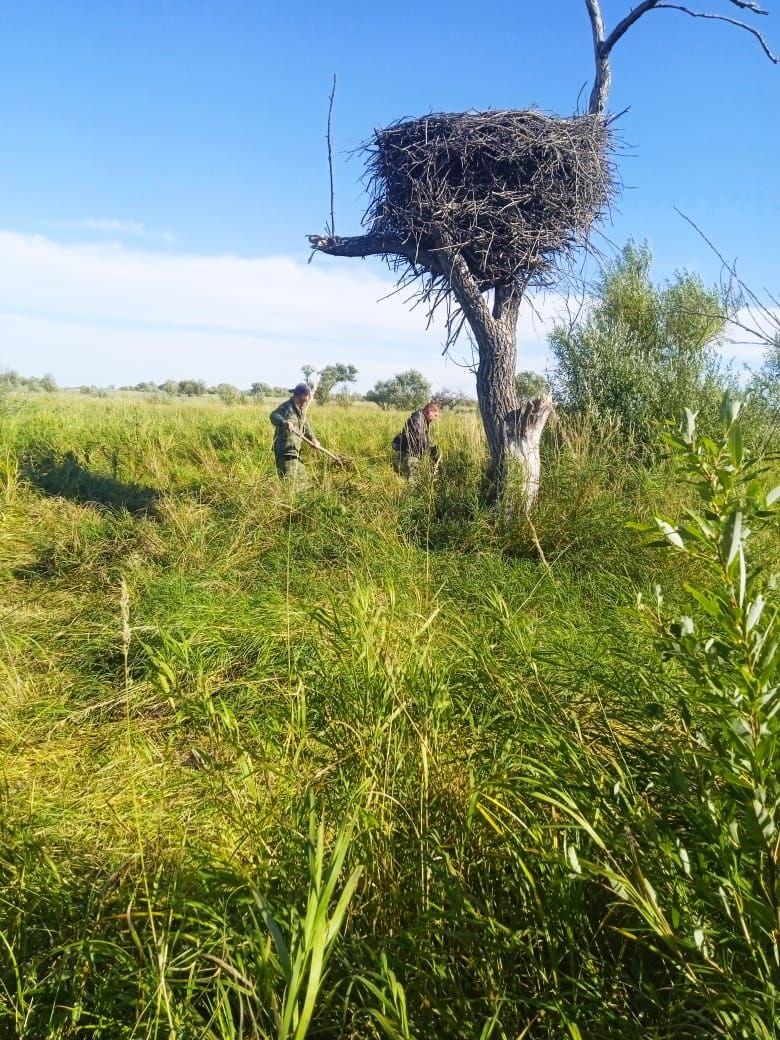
[392,402,440,478]
[269,383,320,487]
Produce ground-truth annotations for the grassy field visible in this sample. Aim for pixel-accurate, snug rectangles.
[0,393,777,1038]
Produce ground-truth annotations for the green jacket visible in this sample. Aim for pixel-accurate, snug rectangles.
[269,399,317,459]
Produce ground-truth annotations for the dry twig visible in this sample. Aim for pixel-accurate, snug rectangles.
[326,74,337,235]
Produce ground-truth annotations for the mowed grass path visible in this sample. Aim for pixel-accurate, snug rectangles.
[0,394,773,1038]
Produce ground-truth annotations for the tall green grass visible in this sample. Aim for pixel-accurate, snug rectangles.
[0,393,776,1037]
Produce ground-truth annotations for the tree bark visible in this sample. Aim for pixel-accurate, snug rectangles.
[507,393,554,509]
[471,295,551,508]
[435,256,552,505]
[474,313,518,489]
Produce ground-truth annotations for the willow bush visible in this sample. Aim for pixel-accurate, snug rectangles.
[549,243,733,446]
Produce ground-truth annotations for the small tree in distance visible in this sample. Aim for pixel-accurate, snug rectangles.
[432,387,475,410]
[215,383,244,405]
[0,370,59,393]
[301,364,318,393]
[366,369,432,410]
[314,364,358,404]
[178,379,207,397]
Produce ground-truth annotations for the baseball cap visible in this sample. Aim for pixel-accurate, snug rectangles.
[289,383,312,396]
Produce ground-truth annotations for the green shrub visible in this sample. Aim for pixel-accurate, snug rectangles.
[643,395,779,1033]
[366,369,432,410]
[549,243,731,446]
[749,334,780,422]
[313,364,359,405]
[515,370,548,400]
[215,383,245,405]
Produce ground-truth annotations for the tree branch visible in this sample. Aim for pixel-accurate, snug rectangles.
[586,0,776,113]
[493,282,524,333]
[307,232,497,342]
[437,248,497,341]
[728,2,769,13]
[326,74,337,235]
[585,0,610,114]
[656,4,779,61]
[492,283,512,320]
[584,0,606,44]
[588,0,662,112]
[602,0,663,57]
[307,232,409,259]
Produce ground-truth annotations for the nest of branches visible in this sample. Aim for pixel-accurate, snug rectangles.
[364,109,614,290]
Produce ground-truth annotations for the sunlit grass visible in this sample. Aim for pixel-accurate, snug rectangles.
[0,393,776,1037]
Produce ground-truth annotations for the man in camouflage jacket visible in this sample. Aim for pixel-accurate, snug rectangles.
[392,401,441,479]
[269,383,321,487]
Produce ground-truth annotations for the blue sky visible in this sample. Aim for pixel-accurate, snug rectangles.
[1,0,778,390]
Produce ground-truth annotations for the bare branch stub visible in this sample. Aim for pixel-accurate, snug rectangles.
[727,2,770,13]
[307,232,408,259]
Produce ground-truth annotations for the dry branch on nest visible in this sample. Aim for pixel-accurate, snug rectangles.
[361,109,615,291]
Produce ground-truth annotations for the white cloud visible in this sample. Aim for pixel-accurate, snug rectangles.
[0,230,555,391]
[1,229,764,394]
[43,218,176,244]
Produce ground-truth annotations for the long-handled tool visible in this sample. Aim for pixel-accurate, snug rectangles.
[290,427,356,469]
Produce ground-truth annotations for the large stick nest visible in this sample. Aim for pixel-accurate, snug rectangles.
[364,109,614,290]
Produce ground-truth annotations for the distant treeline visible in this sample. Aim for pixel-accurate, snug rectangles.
[0,369,480,411]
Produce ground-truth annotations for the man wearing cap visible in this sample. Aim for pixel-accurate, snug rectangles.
[269,383,321,487]
[392,401,441,479]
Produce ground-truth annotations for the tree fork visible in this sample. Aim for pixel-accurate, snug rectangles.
[586,0,777,115]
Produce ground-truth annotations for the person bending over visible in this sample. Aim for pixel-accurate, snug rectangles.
[392,401,441,479]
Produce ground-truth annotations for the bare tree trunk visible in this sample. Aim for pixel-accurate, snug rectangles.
[452,273,552,508]
[471,298,551,508]
[507,394,554,509]
[473,315,518,495]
